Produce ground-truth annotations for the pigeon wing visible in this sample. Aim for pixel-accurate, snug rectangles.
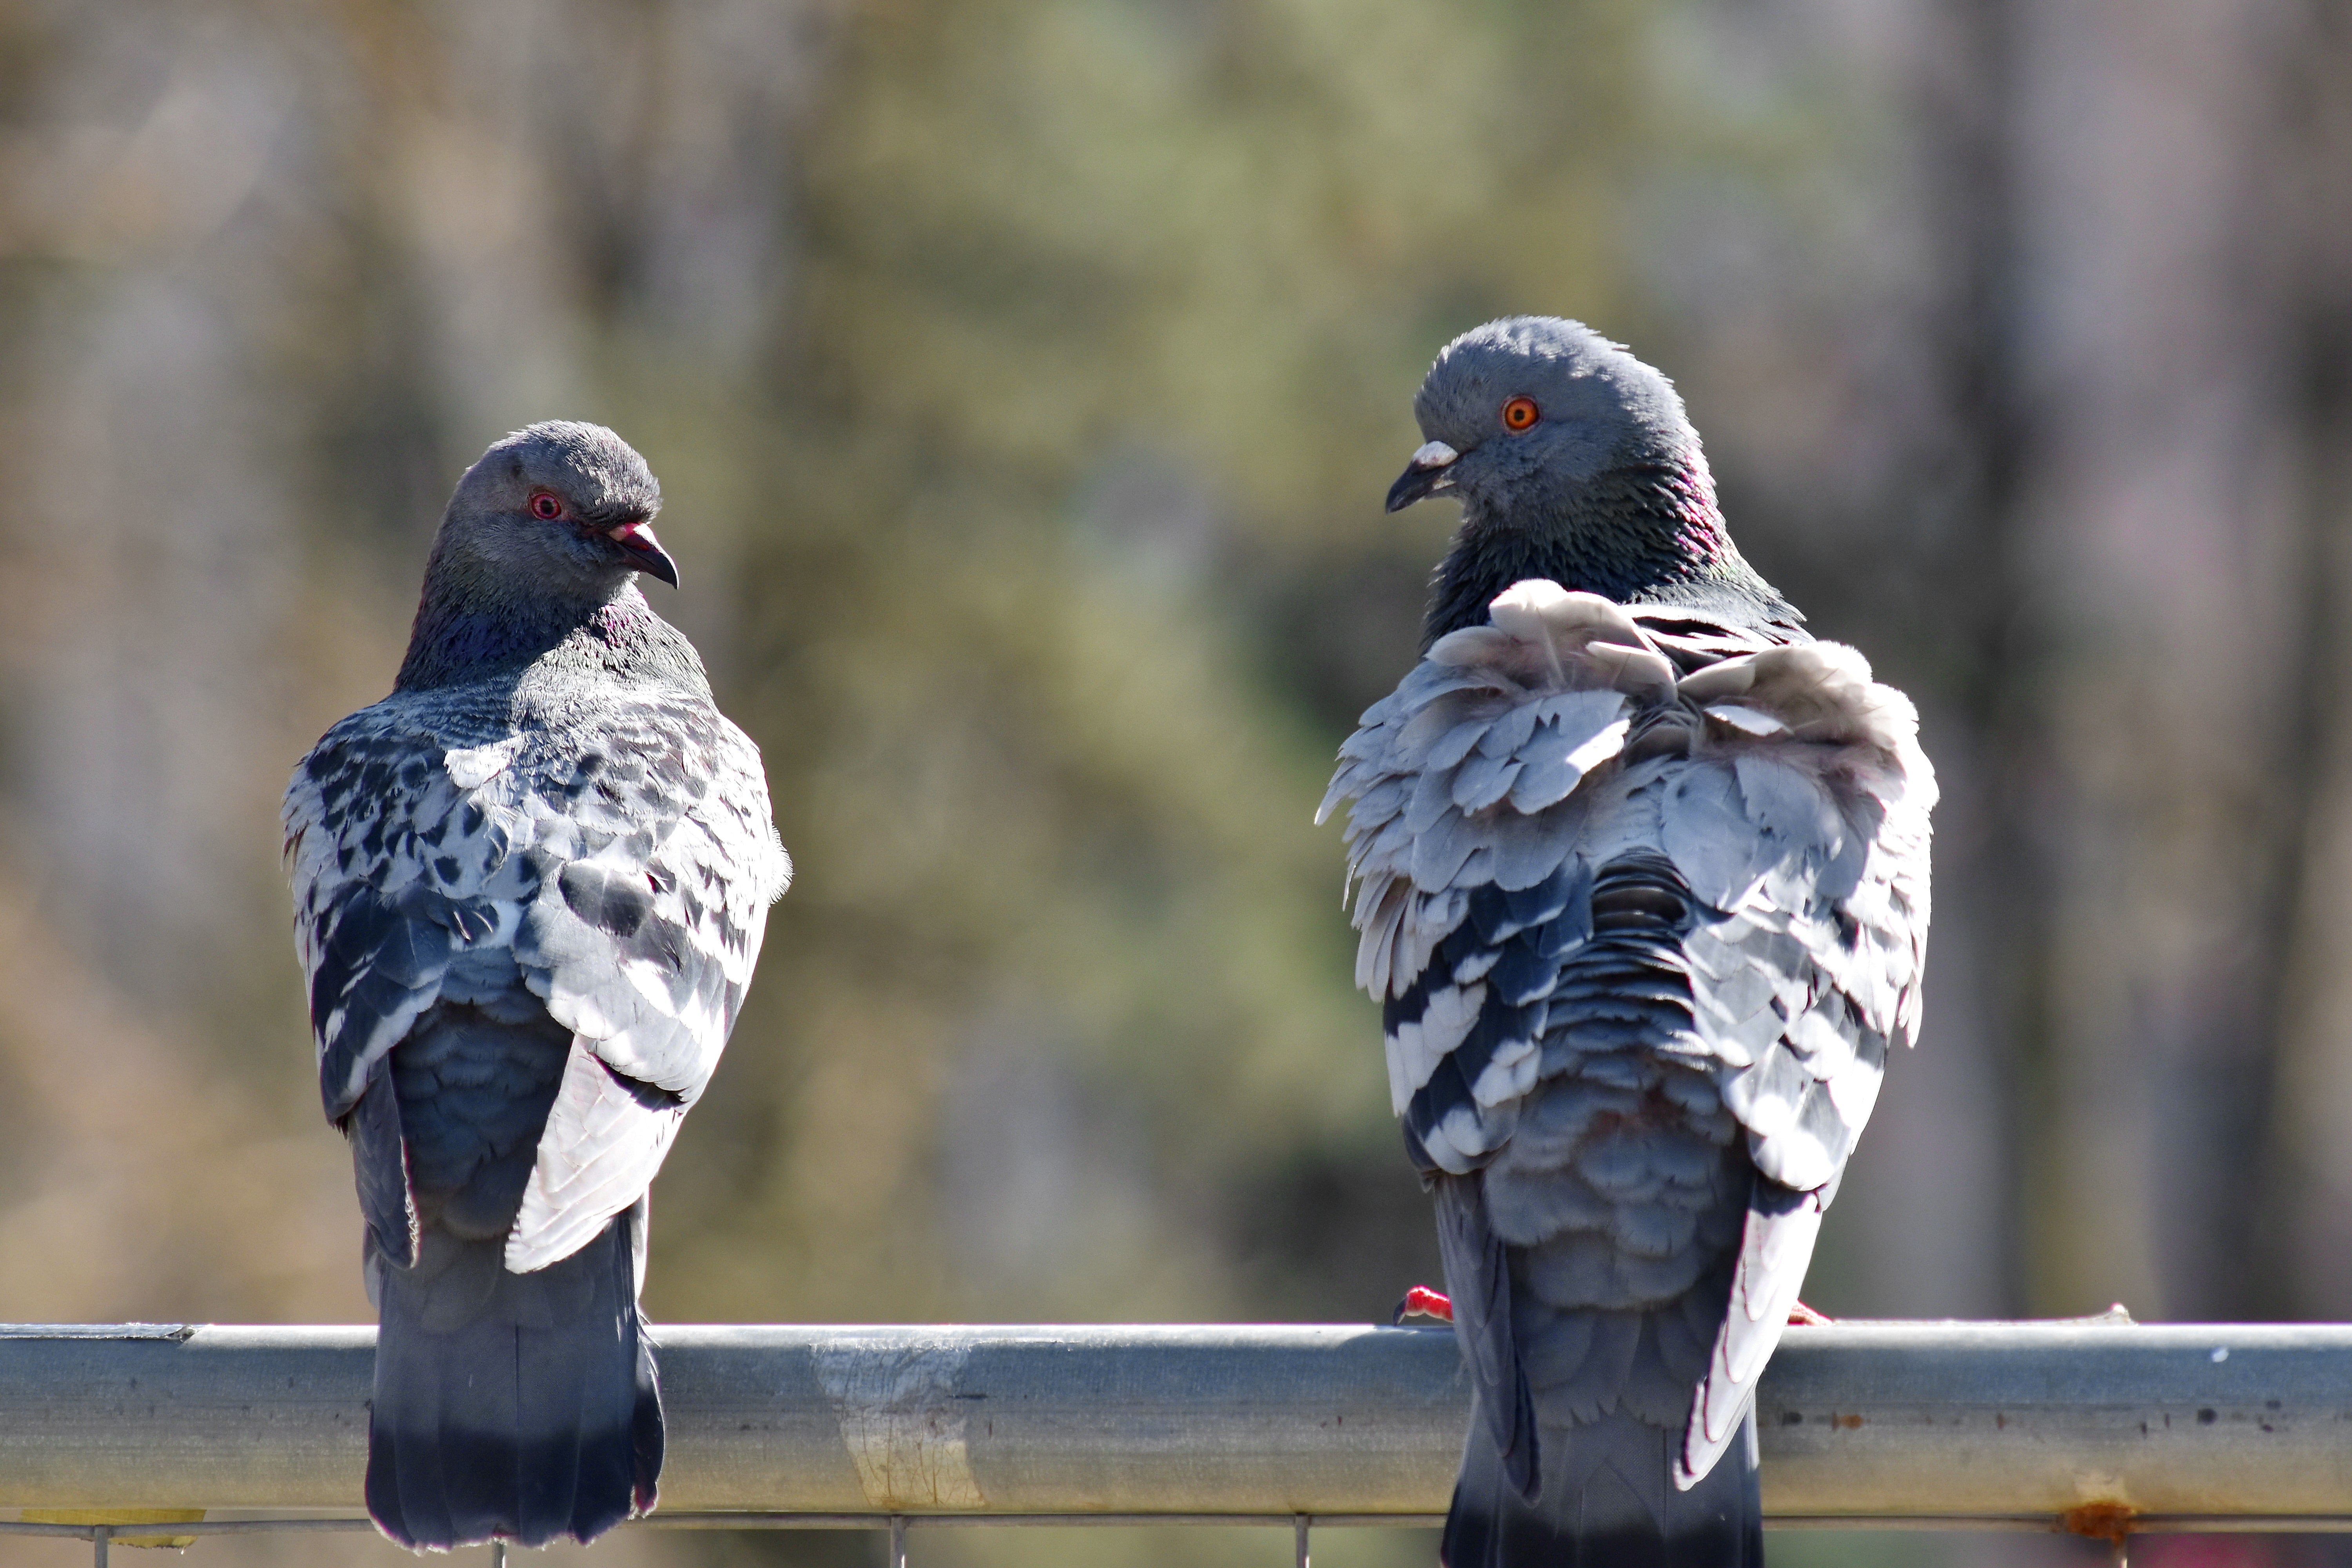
[1661,639,1937,1485]
[286,712,538,1267]
[504,695,789,1273]
[1323,583,1684,1498]
[1322,583,1678,1171]
[1432,1171,1540,1500]
[286,713,528,1125]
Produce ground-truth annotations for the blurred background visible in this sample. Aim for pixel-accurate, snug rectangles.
[1,0,2349,1564]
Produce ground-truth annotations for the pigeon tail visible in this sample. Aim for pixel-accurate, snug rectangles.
[1442,1405,1761,1568]
[365,1209,662,1549]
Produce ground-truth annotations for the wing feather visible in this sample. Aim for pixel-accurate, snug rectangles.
[506,1043,687,1273]
[1321,582,1934,1495]
[287,681,788,1276]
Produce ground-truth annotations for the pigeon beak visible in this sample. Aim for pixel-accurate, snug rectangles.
[1385,441,1460,512]
[607,520,680,588]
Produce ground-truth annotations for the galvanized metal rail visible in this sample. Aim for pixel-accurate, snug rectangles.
[4,1319,2350,1549]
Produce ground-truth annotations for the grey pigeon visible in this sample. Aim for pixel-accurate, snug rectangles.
[283,423,791,1549]
[1319,319,1934,1566]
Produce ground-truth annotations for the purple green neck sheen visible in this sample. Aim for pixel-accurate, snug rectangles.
[1421,453,1796,648]
[394,572,660,693]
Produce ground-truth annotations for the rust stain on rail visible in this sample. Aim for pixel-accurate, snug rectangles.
[2060,1501,2136,1545]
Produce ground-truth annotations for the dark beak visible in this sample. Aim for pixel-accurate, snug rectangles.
[608,520,680,588]
[1385,440,1461,513]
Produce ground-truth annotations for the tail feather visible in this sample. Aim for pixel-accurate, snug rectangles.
[366,1210,660,1549]
[1443,1404,1761,1568]
[632,1334,666,1515]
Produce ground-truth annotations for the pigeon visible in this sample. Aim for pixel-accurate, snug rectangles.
[1318,319,1934,1566]
[283,422,791,1550]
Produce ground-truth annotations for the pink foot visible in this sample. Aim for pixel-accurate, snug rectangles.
[1788,1301,1834,1327]
[1396,1285,1454,1324]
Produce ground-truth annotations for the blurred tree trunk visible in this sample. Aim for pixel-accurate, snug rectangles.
[1993,0,2352,1324]
[1700,0,2352,1338]
[2266,0,2352,1323]
[1817,0,2035,1322]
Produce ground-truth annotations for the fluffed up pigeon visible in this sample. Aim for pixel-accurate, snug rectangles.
[284,423,791,1550]
[1319,319,1935,1566]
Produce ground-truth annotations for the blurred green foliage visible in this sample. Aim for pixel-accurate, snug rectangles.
[661,0,1666,1333]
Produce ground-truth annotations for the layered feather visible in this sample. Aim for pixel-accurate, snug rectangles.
[285,661,790,1274]
[1321,578,1933,1491]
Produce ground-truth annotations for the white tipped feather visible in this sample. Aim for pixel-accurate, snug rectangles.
[286,654,786,1278]
[1703,704,1787,737]
[1319,577,1935,1506]
[507,1041,685,1272]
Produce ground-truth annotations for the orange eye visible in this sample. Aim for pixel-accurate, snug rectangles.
[1501,396,1540,432]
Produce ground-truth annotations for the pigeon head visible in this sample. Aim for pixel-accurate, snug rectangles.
[1388,317,1797,643]
[1386,317,1692,518]
[437,421,676,596]
[396,423,701,692]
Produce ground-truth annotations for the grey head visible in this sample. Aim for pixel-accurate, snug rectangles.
[1387,317,1696,519]
[394,422,694,692]
[1386,317,1798,642]
[434,421,677,598]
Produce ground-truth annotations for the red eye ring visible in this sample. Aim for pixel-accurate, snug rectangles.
[1501,396,1540,432]
[528,492,563,521]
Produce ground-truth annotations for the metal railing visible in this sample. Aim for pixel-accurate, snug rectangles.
[4,1319,2350,1561]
